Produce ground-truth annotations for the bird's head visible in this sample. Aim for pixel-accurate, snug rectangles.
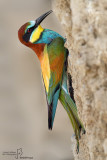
[18,10,52,47]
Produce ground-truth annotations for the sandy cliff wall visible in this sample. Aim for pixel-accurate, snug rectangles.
[53,0,107,159]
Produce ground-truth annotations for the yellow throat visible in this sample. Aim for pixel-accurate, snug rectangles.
[30,25,44,43]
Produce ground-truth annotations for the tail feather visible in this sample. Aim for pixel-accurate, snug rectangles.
[48,103,53,130]
[63,88,85,132]
[48,88,60,130]
[59,87,85,153]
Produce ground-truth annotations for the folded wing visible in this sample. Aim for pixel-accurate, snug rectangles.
[41,37,67,129]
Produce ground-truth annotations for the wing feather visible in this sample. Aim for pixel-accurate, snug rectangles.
[41,37,67,129]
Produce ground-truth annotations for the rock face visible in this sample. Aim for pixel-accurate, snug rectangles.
[53,0,107,159]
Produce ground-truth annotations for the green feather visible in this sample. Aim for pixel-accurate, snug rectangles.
[43,37,66,129]
[59,87,85,153]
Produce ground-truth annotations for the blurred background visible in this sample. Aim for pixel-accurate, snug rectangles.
[0,0,73,159]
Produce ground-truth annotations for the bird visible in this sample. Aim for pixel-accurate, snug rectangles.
[18,10,85,153]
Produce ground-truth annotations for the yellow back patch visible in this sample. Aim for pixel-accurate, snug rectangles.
[30,25,44,43]
[40,49,50,92]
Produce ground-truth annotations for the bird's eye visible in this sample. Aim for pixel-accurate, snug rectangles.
[27,28,31,33]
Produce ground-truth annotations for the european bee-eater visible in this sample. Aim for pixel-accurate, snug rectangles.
[18,10,85,152]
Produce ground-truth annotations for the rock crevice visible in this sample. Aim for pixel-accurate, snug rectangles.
[53,0,107,159]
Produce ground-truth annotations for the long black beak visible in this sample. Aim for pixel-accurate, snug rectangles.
[35,10,53,26]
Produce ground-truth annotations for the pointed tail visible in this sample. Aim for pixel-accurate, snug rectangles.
[59,87,85,153]
[48,103,53,130]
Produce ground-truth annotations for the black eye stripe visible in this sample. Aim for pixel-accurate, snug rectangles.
[23,33,30,42]
[27,26,34,33]
[23,26,36,42]
[23,29,33,42]
[27,28,31,33]
[23,23,38,43]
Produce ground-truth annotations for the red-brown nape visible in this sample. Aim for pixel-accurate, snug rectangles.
[18,22,29,46]
[18,22,45,60]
